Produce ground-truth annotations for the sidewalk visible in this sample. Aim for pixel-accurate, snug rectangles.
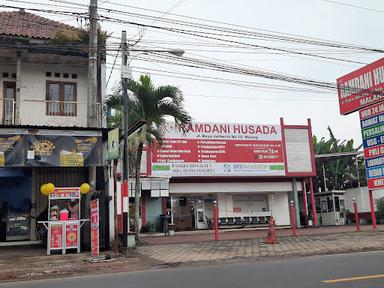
[138,228,384,264]
[140,224,384,245]
[1,225,384,283]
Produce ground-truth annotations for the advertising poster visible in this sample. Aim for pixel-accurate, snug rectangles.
[25,134,102,167]
[90,199,99,256]
[50,224,63,249]
[360,102,384,190]
[65,224,78,248]
[0,134,24,166]
[337,57,384,115]
[107,128,119,160]
[152,122,285,177]
[50,187,80,200]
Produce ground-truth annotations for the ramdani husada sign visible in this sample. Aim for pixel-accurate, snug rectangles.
[337,57,384,115]
[151,122,285,177]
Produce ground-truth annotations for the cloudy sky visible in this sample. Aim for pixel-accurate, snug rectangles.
[3,0,384,145]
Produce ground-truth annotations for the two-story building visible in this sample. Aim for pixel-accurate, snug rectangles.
[0,9,108,248]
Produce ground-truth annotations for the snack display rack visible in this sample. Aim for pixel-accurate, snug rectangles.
[38,187,88,255]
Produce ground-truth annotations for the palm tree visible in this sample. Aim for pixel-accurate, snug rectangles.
[105,75,192,241]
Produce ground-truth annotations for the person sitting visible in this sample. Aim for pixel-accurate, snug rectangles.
[67,199,79,219]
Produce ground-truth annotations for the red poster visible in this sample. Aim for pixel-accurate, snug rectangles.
[337,57,384,115]
[368,178,384,190]
[151,122,286,177]
[90,199,99,256]
[65,224,78,248]
[50,224,63,249]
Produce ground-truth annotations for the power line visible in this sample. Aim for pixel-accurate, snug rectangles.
[94,0,384,51]
[319,0,384,14]
[99,14,369,65]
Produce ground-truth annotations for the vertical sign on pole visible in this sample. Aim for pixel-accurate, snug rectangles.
[360,103,384,189]
[91,199,99,256]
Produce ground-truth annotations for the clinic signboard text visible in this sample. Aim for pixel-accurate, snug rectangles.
[337,57,384,115]
[360,103,384,189]
[151,122,285,177]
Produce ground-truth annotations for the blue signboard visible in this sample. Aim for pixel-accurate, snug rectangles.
[366,166,384,179]
[363,135,384,148]
[365,155,384,169]
[360,113,384,129]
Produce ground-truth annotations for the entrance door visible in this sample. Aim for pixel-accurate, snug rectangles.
[2,82,16,124]
[195,199,208,229]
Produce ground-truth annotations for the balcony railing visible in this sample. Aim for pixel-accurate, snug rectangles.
[0,99,103,127]
[0,98,15,125]
[26,99,103,127]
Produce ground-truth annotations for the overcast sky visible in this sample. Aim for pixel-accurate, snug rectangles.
[4,0,384,146]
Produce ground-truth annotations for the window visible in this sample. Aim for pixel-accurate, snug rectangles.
[46,81,77,116]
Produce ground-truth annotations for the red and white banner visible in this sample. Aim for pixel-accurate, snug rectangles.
[90,199,99,256]
[65,224,78,248]
[50,187,80,199]
[50,224,63,249]
[337,57,384,115]
[151,122,285,177]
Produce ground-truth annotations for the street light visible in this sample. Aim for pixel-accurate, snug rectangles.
[120,31,185,248]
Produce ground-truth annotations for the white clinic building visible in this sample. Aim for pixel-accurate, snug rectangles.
[145,119,317,230]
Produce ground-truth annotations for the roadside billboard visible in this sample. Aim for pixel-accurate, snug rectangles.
[151,122,285,177]
[360,102,384,189]
[337,57,384,115]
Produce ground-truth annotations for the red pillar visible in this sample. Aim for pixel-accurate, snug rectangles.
[213,200,219,241]
[301,180,308,226]
[162,197,167,214]
[353,198,360,232]
[309,177,317,226]
[369,190,377,230]
[290,201,296,237]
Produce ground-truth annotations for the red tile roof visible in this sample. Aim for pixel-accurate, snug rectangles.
[0,10,80,39]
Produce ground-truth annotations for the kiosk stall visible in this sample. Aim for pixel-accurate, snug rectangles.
[38,184,89,255]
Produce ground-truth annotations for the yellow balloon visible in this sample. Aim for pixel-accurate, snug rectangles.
[40,184,49,196]
[80,183,90,194]
[46,183,55,194]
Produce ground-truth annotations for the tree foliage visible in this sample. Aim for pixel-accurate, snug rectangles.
[105,75,191,240]
[313,126,365,192]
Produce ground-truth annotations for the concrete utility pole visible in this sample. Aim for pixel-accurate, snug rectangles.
[121,31,131,248]
[85,0,98,249]
[88,0,98,128]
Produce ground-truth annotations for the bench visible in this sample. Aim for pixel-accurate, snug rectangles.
[217,216,271,229]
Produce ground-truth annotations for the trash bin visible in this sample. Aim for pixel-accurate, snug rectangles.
[160,214,170,235]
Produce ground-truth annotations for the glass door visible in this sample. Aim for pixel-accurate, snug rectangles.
[195,199,208,229]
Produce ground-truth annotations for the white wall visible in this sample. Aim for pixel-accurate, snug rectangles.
[170,181,301,194]
[0,62,88,127]
[270,192,290,225]
[217,192,289,225]
[345,187,384,212]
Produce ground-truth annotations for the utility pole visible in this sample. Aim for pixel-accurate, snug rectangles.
[121,31,131,248]
[85,0,98,250]
[88,0,98,128]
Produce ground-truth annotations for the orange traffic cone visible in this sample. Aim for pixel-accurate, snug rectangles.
[265,217,278,244]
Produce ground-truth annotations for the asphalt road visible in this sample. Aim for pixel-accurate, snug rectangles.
[2,251,384,288]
